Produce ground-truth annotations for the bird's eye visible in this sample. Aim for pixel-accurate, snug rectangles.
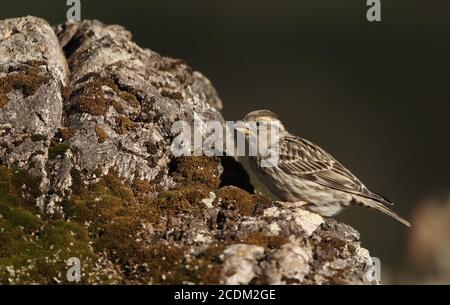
[256,122,261,127]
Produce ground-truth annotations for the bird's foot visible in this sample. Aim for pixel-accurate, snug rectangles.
[274,200,308,208]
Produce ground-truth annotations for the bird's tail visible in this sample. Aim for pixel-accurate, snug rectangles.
[358,197,411,227]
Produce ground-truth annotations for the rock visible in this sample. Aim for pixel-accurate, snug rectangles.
[0,16,69,214]
[261,241,312,284]
[221,244,265,285]
[55,19,223,189]
[0,16,377,285]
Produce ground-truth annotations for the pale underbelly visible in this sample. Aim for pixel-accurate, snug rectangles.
[254,166,353,217]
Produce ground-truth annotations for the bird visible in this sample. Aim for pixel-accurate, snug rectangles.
[234,109,411,227]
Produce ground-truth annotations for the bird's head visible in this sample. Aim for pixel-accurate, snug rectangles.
[235,110,286,138]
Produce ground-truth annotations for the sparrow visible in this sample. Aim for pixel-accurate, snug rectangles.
[235,110,410,227]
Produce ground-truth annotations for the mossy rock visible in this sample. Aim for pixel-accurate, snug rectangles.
[0,166,112,284]
[48,143,70,159]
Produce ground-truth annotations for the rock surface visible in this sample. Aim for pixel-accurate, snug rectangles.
[0,16,377,284]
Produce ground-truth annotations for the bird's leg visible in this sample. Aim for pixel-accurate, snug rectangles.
[274,200,308,208]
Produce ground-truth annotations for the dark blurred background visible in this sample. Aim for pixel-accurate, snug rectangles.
[2,0,449,283]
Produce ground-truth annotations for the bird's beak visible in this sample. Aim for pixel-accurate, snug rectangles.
[234,120,250,136]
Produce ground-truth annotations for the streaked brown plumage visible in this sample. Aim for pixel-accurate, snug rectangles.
[236,110,410,227]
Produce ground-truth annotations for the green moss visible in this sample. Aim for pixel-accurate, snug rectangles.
[69,169,83,195]
[31,134,48,142]
[1,153,260,284]
[169,156,222,189]
[218,186,273,217]
[6,165,42,203]
[136,243,224,284]
[62,172,159,249]
[132,178,153,194]
[48,143,70,159]
[60,161,226,283]
[0,166,107,284]
[155,185,210,218]
[0,219,101,284]
[0,202,43,233]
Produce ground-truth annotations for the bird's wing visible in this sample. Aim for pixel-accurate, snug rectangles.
[277,134,394,205]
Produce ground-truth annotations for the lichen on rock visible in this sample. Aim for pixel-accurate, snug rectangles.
[0,16,377,285]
